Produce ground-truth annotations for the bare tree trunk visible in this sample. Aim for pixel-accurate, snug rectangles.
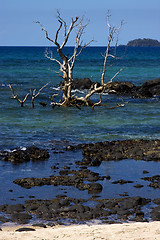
[67,67,72,99]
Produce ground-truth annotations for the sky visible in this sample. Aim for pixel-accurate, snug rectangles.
[0,0,160,46]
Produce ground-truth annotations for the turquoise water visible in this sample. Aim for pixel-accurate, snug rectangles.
[0,46,160,205]
[1,46,160,149]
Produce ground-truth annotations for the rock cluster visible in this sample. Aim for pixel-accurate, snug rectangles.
[1,196,160,224]
[142,175,160,189]
[81,139,160,162]
[13,168,104,194]
[107,78,160,98]
[61,77,160,98]
[1,146,49,163]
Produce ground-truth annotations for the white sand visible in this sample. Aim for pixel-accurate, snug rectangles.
[0,222,160,240]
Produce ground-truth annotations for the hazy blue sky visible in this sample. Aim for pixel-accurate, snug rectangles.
[0,0,160,46]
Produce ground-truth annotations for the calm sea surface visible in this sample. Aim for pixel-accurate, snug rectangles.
[0,46,160,206]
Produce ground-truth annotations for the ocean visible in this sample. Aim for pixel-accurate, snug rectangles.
[0,46,160,208]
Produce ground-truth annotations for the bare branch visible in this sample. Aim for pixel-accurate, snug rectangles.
[30,82,49,108]
[101,12,124,86]
[68,16,93,70]
[57,10,67,37]
[108,103,125,109]
[60,16,79,49]
[34,21,58,46]
[9,84,17,99]
[23,93,30,103]
[106,67,125,85]
[45,49,63,67]
[9,84,29,107]
[92,95,102,109]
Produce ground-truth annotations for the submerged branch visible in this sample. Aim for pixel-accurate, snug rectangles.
[30,82,49,108]
[9,84,29,107]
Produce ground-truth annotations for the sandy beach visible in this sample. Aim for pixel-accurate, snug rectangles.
[0,222,160,240]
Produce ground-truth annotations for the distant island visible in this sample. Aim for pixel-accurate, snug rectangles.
[126,38,160,47]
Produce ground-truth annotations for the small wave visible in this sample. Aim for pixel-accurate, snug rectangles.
[1,146,27,153]
[49,86,110,96]
[71,89,85,94]
[20,147,27,151]
[21,169,32,172]
[51,87,60,91]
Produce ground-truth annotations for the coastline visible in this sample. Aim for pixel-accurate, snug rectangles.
[1,221,160,240]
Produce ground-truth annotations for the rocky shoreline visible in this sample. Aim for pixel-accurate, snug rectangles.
[0,195,159,226]
[0,139,160,225]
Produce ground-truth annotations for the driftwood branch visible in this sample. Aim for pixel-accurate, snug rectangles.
[30,82,49,108]
[108,103,125,109]
[92,95,102,109]
[9,84,29,107]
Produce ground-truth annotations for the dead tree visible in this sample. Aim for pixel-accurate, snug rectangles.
[35,11,93,107]
[9,84,29,107]
[35,12,124,108]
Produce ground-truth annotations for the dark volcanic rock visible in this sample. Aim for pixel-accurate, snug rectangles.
[139,78,160,97]
[58,77,160,98]
[87,183,103,194]
[76,156,101,167]
[150,206,160,221]
[153,198,160,205]
[106,81,136,96]
[112,179,133,185]
[0,216,9,223]
[1,196,158,224]
[16,227,35,232]
[142,175,160,189]
[59,78,100,90]
[82,139,160,162]
[6,204,24,214]
[1,146,49,163]
[106,78,160,98]
[134,184,144,188]
[72,78,97,90]
[32,223,47,228]
[13,169,104,190]
[11,213,32,224]
[120,197,149,210]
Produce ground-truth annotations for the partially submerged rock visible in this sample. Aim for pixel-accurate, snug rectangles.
[1,146,49,163]
[13,168,103,193]
[82,139,160,162]
[59,77,99,90]
[60,77,160,98]
[106,78,160,98]
[142,175,160,189]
